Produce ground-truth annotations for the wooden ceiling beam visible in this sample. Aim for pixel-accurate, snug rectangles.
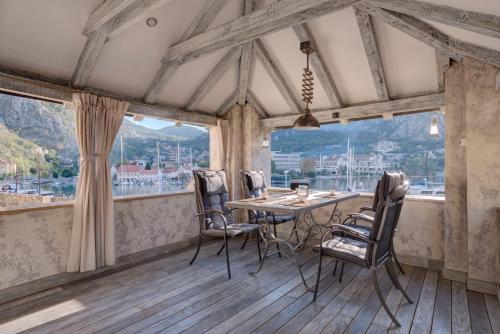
[254,39,302,114]
[360,5,500,68]
[74,0,179,89]
[216,89,238,117]
[435,50,450,92]
[354,8,389,101]
[247,90,269,118]
[292,23,343,108]
[72,23,112,88]
[0,67,218,126]
[185,46,243,110]
[367,0,500,40]
[82,0,136,36]
[163,0,361,64]
[261,93,444,128]
[143,0,229,104]
[237,0,256,106]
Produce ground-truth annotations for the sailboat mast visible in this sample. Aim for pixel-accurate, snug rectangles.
[177,136,180,187]
[120,136,124,194]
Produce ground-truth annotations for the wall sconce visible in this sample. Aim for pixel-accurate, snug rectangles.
[262,132,270,148]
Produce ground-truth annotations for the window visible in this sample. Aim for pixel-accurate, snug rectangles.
[271,112,445,197]
[0,92,209,209]
[112,116,209,196]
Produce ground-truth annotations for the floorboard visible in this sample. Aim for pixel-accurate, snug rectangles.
[0,243,496,334]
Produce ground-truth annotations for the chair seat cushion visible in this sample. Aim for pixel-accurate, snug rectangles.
[202,223,260,237]
[313,236,368,266]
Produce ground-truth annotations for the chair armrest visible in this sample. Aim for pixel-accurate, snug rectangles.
[195,209,228,229]
[330,224,376,244]
[359,206,375,213]
[346,212,375,223]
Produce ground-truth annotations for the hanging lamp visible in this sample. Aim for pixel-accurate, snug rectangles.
[293,41,320,130]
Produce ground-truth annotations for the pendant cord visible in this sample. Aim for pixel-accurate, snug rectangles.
[301,51,313,112]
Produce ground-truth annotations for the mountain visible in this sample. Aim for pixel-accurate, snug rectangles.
[155,125,205,140]
[0,123,48,171]
[271,112,445,155]
[0,93,77,158]
[0,93,210,174]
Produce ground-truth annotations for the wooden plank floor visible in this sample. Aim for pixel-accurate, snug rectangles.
[0,240,499,334]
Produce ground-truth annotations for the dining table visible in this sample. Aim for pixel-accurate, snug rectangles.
[225,190,360,290]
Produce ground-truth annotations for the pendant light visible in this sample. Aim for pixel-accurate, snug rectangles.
[429,115,439,138]
[293,41,320,130]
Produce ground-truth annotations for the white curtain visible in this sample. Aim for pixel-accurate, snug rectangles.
[67,93,129,272]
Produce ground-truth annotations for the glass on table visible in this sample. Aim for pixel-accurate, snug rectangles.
[297,185,309,202]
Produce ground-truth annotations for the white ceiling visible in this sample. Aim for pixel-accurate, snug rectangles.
[0,0,499,117]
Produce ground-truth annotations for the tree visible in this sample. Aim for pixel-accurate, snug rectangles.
[300,158,316,176]
[145,161,152,170]
[271,160,276,173]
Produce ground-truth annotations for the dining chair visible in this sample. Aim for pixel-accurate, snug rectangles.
[240,170,296,257]
[338,175,406,276]
[312,172,412,327]
[190,169,261,279]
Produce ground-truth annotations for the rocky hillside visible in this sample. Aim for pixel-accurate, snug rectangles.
[0,93,209,174]
[272,112,445,155]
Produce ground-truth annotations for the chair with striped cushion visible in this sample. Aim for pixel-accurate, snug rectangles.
[312,171,412,327]
[240,170,295,257]
[189,169,261,279]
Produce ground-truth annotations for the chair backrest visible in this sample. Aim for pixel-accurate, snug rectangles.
[193,169,230,230]
[367,171,408,267]
[240,170,268,220]
[370,180,381,211]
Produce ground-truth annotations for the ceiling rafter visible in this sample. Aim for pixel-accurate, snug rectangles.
[292,23,344,108]
[261,93,444,128]
[359,5,500,68]
[247,90,269,118]
[185,46,243,111]
[237,0,256,106]
[144,0,229,104]
[216,89,238,117]
[82,0,136,36]
[354,8,389,101]
[366,0,500,40]
[162,0,361,64]
[254,39,302,114]
[73,0,178,89]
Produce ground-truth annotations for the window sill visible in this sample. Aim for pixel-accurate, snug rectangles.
[0,191,195,216]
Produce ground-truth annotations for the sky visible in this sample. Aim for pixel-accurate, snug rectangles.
[129,116,174,130]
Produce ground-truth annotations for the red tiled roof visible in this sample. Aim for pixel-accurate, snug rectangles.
[118,165,142,173]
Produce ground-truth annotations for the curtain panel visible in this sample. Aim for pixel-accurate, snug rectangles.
[67,93,129,272]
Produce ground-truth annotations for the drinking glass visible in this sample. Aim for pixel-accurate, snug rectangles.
[297,185,308,202]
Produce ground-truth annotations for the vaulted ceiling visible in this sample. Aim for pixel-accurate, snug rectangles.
[0,0,499,125]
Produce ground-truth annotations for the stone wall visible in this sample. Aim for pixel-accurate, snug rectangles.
[0,192,198,291]
[268,191,445,269]
[444,58,500,294]
[0,192,68,208]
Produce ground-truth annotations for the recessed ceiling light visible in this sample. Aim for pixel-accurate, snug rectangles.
[146,17,158,27]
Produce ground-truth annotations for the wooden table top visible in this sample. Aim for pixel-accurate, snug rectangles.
[225,191,360,213]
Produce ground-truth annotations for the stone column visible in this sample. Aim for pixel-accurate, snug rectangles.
[443,58,500,295]
[443,61,468,282]
[462,58,500,294]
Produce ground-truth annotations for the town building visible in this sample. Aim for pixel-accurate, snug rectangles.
[271,152,301,172]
